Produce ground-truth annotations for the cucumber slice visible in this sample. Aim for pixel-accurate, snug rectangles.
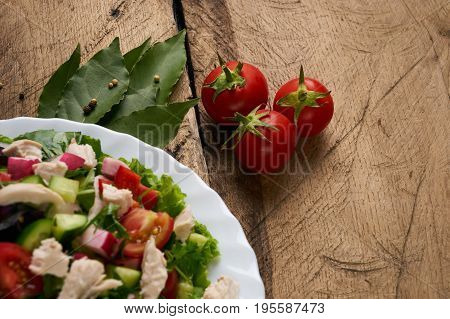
[106,265,141,289]
[176,281,194,299]
[49,176,79,203]
[52,214,87,242]
[21,175,44,184]
[16,219,53,251]
[188,233,208,248]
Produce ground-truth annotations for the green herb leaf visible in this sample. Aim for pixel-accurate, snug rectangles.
[38,45,81,118]
[166,222,219,293]
[105,99,198,148]
[86,203,129,239]
[154,175,186,217]
[0,134,13,144]
[103,31,187,123]
[123,38,152,72]
[120,158,159,187]
[14,130,80,160]
[57,38,129,123]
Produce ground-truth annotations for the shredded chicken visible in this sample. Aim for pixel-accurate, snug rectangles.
[29,238,70,278]
[140,237,168,299]
[102,184,133,217]
[58,258,121,299]
[66,139,97,169]
[33,161,68,184]
[2,139,43,160]
[203,276,240,299]
[174,206,195,242]
[0,183,74,214]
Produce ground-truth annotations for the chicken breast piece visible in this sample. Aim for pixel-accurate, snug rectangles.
[174,206,195,242]
[102,184,133,217]
[29,238,70,278]
[0,183,74,214]
[33,161,68,184]
[66,139,97,169]
[58,258,121,299]
[203,276,240,299]
[140,237,168,299]
[2,139,43,160]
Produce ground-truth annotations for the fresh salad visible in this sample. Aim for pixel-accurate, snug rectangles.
[0,129,238,299]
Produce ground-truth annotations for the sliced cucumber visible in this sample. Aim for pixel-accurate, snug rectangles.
[52,214,87,242]
[16,219,53,251]
[106,265,141,289]
[49,176,79,203]
[188,233,208,248]
[21,175,44,184]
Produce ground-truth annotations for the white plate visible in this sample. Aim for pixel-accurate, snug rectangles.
[0,117,265,299]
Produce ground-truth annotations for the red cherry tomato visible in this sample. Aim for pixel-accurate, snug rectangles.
[273,66,333,137]
[137,184,159,210]
[231,109,296,174]
[122,209,174,258]
[0,242,43,299]
[161,270,178,299]
[114,166,141,195]
[114,257,142,270]
[202,59,269,124]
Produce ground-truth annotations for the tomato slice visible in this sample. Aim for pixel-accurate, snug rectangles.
[114,166,141,195]
[0,242,43,298]
[121,209,174,257]
[154,212,174,249]
[137,184,159,210]
[0,172,11,182]
[114,257,142,270]
[98,177,113,198]
[161,270,178,299]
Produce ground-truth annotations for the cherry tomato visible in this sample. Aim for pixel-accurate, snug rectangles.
[161,270,178,299]
[137,184,159,210]
[202,57,269,124]
[0,242,43,298]
[114,257,142,270]
[273,66,333,137]
[114,166,141,195]
[122,209,174,258]
[230,109,296,174]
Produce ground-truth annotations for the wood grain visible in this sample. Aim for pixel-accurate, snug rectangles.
[0,0,207,178]
[183,0,449,298]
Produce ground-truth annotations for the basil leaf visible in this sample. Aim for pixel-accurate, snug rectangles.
[38,45,81,118]
[57,38,129,123]
[103,30,187,123]
[105,99,198,148]
[123,37,152,72]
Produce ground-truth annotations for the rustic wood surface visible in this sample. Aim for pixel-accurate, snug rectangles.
[1,0,449,298]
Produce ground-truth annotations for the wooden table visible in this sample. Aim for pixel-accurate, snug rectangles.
[1,0,448,298]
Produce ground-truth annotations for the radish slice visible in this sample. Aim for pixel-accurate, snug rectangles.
[7,157,40,180]
[101,157,129,179]
[81,226,121,259]
[59,153,85,170]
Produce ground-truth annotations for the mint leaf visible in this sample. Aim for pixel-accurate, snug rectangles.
[57,38,129,123]
[38,45,81,118]
[123,38,152,72]
[105,99,198,148]
[103,30,187,123]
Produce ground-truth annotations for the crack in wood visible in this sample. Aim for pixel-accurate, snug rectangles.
[394,164,427,298]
